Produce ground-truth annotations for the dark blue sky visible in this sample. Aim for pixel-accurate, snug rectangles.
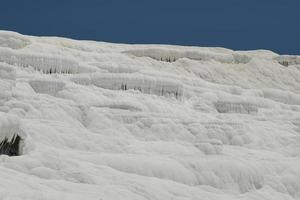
[1,0,299,54]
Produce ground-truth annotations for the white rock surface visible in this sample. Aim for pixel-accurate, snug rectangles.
[0,30,299,200]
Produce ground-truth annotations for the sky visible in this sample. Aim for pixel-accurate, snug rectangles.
[0,0,300,55]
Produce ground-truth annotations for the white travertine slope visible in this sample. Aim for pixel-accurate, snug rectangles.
[0,30,300,200]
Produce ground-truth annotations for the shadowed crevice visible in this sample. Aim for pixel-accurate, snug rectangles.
[0,134,22,156]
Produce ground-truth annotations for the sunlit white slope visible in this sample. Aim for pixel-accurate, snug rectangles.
[0,30,300,200]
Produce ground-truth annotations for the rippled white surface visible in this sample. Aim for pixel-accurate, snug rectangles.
[0,30,299,200]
